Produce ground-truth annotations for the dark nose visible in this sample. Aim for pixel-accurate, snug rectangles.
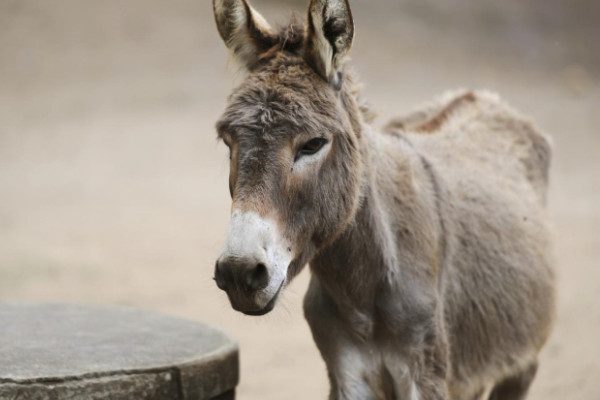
[214,258,269,292]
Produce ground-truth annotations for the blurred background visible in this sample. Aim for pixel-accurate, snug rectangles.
[1,0,599,399]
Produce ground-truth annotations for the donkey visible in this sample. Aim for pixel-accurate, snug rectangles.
[211,0,555,399]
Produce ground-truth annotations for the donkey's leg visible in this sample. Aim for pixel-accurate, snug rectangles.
[304,278,380,400]
[376,280,450,400]
[403,340,450,400]
[487,361,538,400]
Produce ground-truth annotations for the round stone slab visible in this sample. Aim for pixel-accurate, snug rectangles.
[0,303,238,400]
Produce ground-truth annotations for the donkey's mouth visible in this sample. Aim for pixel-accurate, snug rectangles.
[242,280,284,316]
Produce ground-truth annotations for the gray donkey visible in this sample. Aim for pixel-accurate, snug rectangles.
[211,0,556,399]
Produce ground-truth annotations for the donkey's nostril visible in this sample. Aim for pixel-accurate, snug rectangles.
[214,261,230,291]
[244,263,269,291]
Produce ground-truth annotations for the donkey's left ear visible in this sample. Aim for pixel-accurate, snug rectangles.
[304,0,354,89]
[213,0,276,69]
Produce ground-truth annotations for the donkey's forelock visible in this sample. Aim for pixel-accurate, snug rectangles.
[216,53,353,140]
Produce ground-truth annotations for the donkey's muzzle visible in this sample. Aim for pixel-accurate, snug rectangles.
[215,210,292,315]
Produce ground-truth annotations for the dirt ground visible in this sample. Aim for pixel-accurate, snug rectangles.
[1,1,599,399]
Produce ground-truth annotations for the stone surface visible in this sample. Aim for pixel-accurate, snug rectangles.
[0,303,238,399]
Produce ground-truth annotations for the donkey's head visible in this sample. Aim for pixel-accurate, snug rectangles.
[213,0,365,315]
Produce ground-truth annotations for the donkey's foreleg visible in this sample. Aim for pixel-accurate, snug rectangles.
[304,279,381,400]
[408,344,450,400]
[376,279,450,400]
[378,332,449,400]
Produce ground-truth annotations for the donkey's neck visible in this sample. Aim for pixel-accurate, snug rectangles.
[310,125,442,332]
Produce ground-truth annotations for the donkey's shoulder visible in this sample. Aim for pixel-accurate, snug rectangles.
[384,90,553,202]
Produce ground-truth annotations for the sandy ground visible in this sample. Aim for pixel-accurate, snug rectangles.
[1,0,599,399]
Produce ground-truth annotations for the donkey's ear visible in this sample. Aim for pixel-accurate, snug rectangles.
[213,0,276,69]
[305,0,354,89]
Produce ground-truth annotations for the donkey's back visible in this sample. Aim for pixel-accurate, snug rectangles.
[387,90,555,399]
[386,90,551,202]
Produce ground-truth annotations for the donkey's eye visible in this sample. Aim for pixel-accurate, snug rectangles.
[296,138,328,160]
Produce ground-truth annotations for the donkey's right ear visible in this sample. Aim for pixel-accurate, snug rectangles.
[213,0,276,69]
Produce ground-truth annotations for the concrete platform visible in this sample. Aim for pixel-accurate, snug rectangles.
[0,303,238,400]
